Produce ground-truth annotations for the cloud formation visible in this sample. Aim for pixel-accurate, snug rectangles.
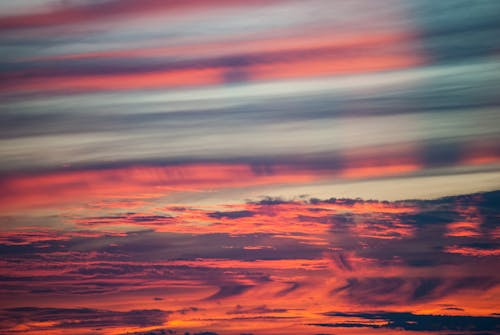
[0,1,499,334]
[0,307,169,332]
[1,191,499,334]
[316,311,500,332]
[0,1,498,201]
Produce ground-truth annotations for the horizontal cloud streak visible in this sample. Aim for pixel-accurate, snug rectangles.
[316,311,500,332]
[0,307,169,332]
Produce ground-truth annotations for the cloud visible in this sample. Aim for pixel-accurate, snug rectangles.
[316,311,500,332]
[206,284,254,301]
[332,276,498,306]
[1,191,499,333]
[275,282,301,297]
[208,210,255,219]
[0,307,169,330]
[0,0,280,31]
[410,0,500,63]
[1,1,500,334]
[118,330,221,335]
[226,305,288,314]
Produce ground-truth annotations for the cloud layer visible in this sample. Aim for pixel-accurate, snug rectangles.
[1,191,499,334]
[0,1,499,334]
[0,0,499,201]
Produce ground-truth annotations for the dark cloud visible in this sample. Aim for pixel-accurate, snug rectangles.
[411,277,443,300]
[176,307,202,315]
[442,307,464,311]
[0,230,324,261]
[120,329,219,335]
[250,197,289,206]
[1,41,387,80]
[122,330,175,335]
[316,311,500,332]
[0,307,169,330]
[207,210,255,219]
[332,276,498,306]
[0,261,269,297]
[226,305,288,314]
[275,282,301,297]
[330,252,353,271]
[99,231,323,261]
[323,191,500,271]
[410,1,500,63]
[77,213,176,226]
[421,141,462,168]
[206,284,254,300]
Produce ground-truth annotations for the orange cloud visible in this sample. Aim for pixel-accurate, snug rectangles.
[0,164,317,211]
[445,246,500,257]
[0,158,429,212]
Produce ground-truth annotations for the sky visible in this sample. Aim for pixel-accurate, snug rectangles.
[0,0,499,334]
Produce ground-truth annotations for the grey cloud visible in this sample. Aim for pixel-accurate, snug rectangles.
[0,307,169,330]
[409,0,500,63]
[207,210,255,219]
[331,276,498,306]
[206,284,254,301]
[316,311,500,332]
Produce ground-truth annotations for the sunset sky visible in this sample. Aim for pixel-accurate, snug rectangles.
[0,1,499,334]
